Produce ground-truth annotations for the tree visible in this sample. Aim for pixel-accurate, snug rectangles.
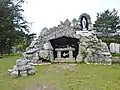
[94,9,120,49]
[95,9,120,37]
[13,32,36,52]
[25,33,36,47]
[0,0,30,57]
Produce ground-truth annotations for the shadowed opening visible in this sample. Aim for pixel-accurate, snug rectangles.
[49,36,79,60]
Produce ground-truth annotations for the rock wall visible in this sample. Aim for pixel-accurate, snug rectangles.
[77,36,112,64]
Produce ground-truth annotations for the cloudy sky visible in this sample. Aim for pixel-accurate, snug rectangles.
[23,0,120,36]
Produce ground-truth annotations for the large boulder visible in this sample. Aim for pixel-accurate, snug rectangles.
[39,50,53,61]
[79,36,112,64]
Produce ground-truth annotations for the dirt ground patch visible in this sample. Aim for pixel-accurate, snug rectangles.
[55,63,76,70]
[25,83,58,90]
[25,64,76,90]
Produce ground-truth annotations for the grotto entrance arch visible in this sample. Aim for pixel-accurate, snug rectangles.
[49,36,79,61]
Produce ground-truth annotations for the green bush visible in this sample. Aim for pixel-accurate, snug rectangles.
[112,53,120,57]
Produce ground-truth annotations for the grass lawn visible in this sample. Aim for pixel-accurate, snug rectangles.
[1,55,120,90]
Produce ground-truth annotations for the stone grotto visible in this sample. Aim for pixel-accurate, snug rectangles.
[8,13,112,77]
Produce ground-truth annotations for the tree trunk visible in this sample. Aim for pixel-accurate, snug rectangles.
[7,47,11,55]
[0,45,3,58]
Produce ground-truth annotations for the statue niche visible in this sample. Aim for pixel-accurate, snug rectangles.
[79,13,91,30]
[80,16,88,30]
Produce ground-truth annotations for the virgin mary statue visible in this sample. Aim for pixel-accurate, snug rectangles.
[82,18,87,30]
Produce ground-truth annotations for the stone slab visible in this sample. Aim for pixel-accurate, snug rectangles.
[16,59,27,66]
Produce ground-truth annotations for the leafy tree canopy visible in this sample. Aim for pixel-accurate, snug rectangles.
[95,9,120,29]
[0,0,34,56]
[95,9,120,37]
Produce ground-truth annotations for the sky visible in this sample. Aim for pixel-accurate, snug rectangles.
[23,0,120,36]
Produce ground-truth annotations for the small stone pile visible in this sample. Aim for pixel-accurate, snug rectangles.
[8,59,35,77]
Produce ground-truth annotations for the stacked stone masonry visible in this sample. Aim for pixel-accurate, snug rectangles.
[8,59,35,77]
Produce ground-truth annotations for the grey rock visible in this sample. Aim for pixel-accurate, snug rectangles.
[26,54,33,60]
[10,71,18,78]
[76,54,83,62]
[25,64,31,70]
[28,69,35,75]
[16,59,27,66]
[12,65,18,71]
[39,50,50,58]
[20,71,28,77]
[26,48,39,54]
[43,42,53,50]
[18,65,27,71]
[7,69,12,75]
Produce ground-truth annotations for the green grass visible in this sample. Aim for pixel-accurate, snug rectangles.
[1,55,120,90]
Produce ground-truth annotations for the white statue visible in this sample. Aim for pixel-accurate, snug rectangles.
[82,18,87,30]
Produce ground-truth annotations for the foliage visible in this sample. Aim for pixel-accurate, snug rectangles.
[95,9,120,37]
[94,9,120,48]
[13,32,36,51]
[112,53,120,57]
[0,0,34,56]
[97,35,120,49]
[43,56,51,62]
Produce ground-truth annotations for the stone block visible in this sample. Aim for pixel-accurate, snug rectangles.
[10,71,18,78]
[12,65,18,71]
[25,64,31,70]
[43,42,53,50]
[28,54,33,59]
[28,69,35,75]
[32,57,39,63]
[20,71,28,77]
[7,69,12,75]
[39,50,49,58]
[16,59,27,66]
[76,54,83,62]
[18,65,27,71]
